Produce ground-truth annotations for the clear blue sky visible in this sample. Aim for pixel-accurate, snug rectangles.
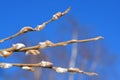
[0,0,120,80]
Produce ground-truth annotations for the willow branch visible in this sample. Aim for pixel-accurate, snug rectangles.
[0,36,103,58]
[0,61,98,76]
[0,7,71,43]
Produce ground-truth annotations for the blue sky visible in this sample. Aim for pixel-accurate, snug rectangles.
[0,0,120,80]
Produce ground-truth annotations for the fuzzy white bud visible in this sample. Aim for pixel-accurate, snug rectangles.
[53,15,59,20]
[35,23,46,30]
[22,66,30,69]
[39,42,47,48]
[0,63,13,68]
[0,51,8,57]
[20,26,33,33]
[40,61,48,67]
[26,50,40,55]
[40,61,52,67]
[55,67,68,73]
[12,43,25,50]
[52,12,62,20]
[22,66,34,71]
[0,51,12,58]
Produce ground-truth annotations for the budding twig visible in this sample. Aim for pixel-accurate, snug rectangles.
[0,61,98,76]
[0,7,71,43]
[0,7,103,77]
[0,36,103,58]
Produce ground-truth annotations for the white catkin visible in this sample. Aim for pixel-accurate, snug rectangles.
[22,66,31,70]
[55,67,68,73]
[52,15,59,20]
[39,42,47,48]
[0,63,13,68]
[40,61,48,67]
[25,50,40,55]
[40,61,52,67]
[35,23,46,30]
[20,27,33,32]
[12,43,26,50]
[0,51,9,56]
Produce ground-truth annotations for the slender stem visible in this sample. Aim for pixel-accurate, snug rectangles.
[0,7,71,43]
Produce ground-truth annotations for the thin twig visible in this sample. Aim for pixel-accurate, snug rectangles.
[0,61,98,76]
[0,36,103,58]
[0,7,71,43]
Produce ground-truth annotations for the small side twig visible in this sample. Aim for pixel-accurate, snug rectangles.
[0,36,103,58]
[0,7,71,43]
[0,61,98,76]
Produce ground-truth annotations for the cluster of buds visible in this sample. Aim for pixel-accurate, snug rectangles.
[0,43,26,58]
[0,7,71,43]
[0,61,98,76]
[0,7,101,77]
[0,36,103,58]
[0,61,53,71]
[53,67,98,76]
[0,41,54,57]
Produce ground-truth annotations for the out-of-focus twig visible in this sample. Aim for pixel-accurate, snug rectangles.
[0,61,98,76]
[0,7,71,43]
[0,36,103,58]
[69,26,78,80]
